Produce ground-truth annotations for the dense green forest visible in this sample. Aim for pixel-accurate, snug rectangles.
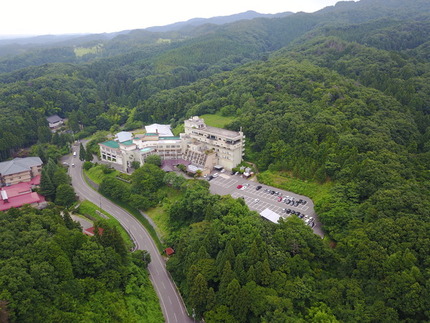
[1,0,430,321]
[166,182,430,322]
[0,206,162,322]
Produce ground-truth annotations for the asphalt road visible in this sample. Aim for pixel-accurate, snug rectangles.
[67,149,193,323]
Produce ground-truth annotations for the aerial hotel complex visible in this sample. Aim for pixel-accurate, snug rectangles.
[99,116,245,173]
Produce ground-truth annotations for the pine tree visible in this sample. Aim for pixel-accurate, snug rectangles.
[85,148,93,162]
[218,261,237,305]
[79,143,86,161]
[226,279,241,305]
[234,255,246,285]
[45,158,58,179]
[206,287,216,311]
[247,265,256,282]
[189,273,208,319]
[260,258,271,286]
[232,287,250,322]
[40,168,56,199]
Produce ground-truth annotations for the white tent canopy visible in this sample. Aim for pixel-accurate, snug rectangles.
[260,208,281,223]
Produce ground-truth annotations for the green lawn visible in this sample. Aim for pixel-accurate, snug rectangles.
[86,165,119,184]
[145,186,183,240]
[199,114,236,128]
[172,114,235,135]
[257,170,333,204]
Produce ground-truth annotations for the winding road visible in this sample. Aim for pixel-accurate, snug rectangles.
[68,152,193,323]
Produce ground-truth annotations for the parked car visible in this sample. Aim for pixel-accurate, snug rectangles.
[236,185,243,189]
[213,173,219,178]
[256,185,262,190]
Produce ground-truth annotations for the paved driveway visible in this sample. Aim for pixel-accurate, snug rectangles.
[208,173,324,237]
[67,144,193,323]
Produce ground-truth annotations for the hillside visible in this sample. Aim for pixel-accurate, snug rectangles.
[1,0,430,321]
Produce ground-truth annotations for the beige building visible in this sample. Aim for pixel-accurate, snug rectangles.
[183,116,245,170]
[0,157,43,186]
[99,117,245,172]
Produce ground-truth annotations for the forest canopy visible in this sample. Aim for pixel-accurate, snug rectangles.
[0,206,162,322]
[0,0,430,321]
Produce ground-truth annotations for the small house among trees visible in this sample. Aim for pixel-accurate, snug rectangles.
[46,114,64,129]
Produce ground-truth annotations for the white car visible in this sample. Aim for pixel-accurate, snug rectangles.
[213,173,219,178]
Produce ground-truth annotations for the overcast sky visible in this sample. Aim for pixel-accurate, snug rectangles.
[1,0,353,36]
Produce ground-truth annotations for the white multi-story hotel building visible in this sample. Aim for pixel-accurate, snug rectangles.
[99,116,245,172]
[183,116,245,170]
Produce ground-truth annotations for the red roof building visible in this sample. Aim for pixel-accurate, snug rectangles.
[164,247,175,256]
[0,180,45,212]
[84,227,105,236]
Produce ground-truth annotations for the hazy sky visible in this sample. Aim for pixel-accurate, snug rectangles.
[1,0,352,36]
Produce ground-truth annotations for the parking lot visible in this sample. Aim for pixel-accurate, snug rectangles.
[208,172,323,237]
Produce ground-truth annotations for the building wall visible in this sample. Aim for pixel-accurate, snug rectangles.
[3,171,32,185]
[48,120,64,128]
[99,117,245,172]
[184,116,245,170]
[30,165,42,177]
[100,145,122,165]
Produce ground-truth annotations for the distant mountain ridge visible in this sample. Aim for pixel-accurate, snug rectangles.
[146,10,293,32]
[0,10,292,45]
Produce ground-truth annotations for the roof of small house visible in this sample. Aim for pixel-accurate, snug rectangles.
[0,157,43,176]
[46,115,63,123]
[164,247,175,256]
[84,227,104,236]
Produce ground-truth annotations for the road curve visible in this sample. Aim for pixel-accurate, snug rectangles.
[68,153,193,323]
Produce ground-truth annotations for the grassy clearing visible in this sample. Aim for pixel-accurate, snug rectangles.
[257,170,333,204]
[200,114,236,128]
[145,186,183,240]
[77,200,134,249]
[74,44,103,57]
[86,165,119,184]
[172,123,184,136]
